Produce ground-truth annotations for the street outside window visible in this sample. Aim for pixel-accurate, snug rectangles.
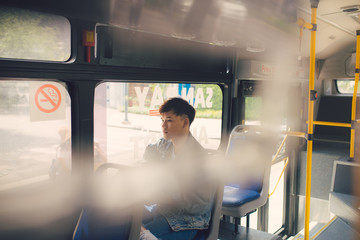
[0,80,71,190]
[94,82,223,166]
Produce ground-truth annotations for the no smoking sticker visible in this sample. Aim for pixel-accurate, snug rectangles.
[30,82,66,121]
[35,84,62,113]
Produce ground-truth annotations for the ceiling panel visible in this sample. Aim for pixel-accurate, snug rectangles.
[296,0,359,58]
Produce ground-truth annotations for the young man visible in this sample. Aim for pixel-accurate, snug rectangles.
[140,97,214,240]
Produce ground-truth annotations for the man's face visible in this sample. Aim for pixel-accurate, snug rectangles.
[160,111,189,140]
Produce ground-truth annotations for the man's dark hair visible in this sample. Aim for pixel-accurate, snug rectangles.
[159,97,196,125]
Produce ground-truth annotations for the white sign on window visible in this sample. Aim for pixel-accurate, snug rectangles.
[30,82,66,121]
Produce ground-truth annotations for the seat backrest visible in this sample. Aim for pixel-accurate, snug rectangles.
[73,163,142,240]
[225,125,273,194]
[331,161,360,195]
[221,125,274,218]
[314,96,359,142]
[205,182,224,240]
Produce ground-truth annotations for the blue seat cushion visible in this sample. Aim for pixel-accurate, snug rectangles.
[222,185,260,207]
[226,183,263,192]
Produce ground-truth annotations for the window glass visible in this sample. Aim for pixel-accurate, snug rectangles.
[0,80,71,188]
[0,7,71,61]
[0,79,75,235]
[336,79,360,94]
[268,159,286,233]
[244,92,287,232]
[244,96,262,125]
[94,82,223,166]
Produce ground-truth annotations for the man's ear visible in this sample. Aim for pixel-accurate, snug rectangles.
[183,117,189,128]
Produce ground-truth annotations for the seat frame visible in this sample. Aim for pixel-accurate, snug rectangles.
[221,125,273,233]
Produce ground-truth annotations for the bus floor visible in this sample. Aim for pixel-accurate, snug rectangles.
[290,217,360,240]
[218,220,282,240]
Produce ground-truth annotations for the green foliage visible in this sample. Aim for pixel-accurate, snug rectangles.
[245,97,262,121]
[144,0,172,11]
[196,109,222,119]
[195,84,223,110]
[195,84,222,118]
[0,7,70,61]
[337,80,360,93]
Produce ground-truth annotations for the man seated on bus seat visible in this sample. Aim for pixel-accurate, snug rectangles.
[139,97,215,240]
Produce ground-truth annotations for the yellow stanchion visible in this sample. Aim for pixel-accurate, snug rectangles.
[304,2,318,239]
[350,30,360,159]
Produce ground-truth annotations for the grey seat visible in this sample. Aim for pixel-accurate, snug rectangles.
[221,125,273,232]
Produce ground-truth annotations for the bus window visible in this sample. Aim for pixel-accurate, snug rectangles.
[245,96,262,125]
[0,7,71,62]
[243,89,288,232]
[94,82,223,166]
[336,79,360,94]
[0,80,71,189]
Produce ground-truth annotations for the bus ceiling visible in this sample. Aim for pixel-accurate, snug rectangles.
[1,0,359,60]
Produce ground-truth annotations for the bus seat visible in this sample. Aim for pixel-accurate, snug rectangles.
[223,184,260,207]
[195,181,224,240]
[329,161,360,227]
[314,96,359,143]
[221,125,273,232]
[73,163,142,240]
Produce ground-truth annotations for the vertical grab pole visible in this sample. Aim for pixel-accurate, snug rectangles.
[304,1,318,240]
[350,30,360,159]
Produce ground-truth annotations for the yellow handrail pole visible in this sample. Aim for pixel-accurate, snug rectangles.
[269,157,289,197]
[311,121,351,128]
[272,134,288,164]
[350,30,360,159]
[304,1,318,239]
[281,130,307,139]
